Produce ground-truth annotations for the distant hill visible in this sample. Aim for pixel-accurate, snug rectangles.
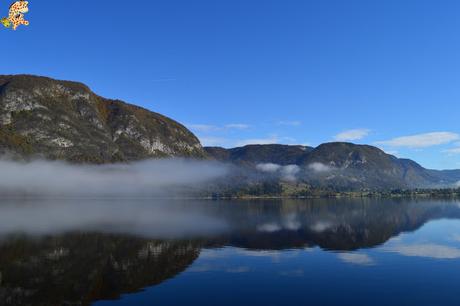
[205,142,460,189]
[0,75,205,162]
[205,144,313,166]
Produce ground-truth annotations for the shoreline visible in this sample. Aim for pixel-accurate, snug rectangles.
[1,190,460,201]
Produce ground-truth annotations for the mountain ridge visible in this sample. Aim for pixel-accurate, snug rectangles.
[1,74,460,190]
[0,74,205,162]
[205,142,460,189]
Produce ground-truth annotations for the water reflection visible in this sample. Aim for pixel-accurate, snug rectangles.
[0,234,201,305]
[208,198,460,250]
[1,198,460,305]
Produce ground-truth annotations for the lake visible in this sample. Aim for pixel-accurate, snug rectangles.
[1,198,460,306]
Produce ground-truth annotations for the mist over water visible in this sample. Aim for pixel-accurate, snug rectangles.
[0,159,233,239]
[2,197,460,306]
[0,158,228,196]
[1,197,460,247]
[0,199,228,239]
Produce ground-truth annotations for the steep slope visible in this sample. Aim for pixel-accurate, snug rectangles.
[205,144,313,166]
[0,75,205,163]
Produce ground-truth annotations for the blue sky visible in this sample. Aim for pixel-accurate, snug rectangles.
[2,0,460,169]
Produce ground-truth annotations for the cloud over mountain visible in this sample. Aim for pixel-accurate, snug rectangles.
[334,129,370,142]
[376,132,459,148]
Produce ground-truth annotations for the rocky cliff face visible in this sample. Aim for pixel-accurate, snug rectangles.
[0,75,205,163]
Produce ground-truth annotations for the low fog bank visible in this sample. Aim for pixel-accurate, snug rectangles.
[1,158,455,197]
[256,163,301,182]
[0,197,459,245]
[0,158,306,197]
[0,199,228,239]
[0,158,229,196]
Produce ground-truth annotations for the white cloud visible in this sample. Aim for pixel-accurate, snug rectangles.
[201,135,302,148]
[256,215,301,233]
[228,134,304,148]
[234,249,300,263]
[256,163,300,181]
[385,243,460,259]
[444,147,460,155]
[235,249,282,259]
[283,214,301,231]
[281,165,300,182]
[307,162,333,173]
[189,265,250,273]
[338,253,375,266]
[309,221,333,233]
[187,124,220,132]
[375,132,459,148]
[278,120,302,126]
[334,129,370,142]
[188,123,250,132]
[256,163,282,172]
[199,136,228,147]
[257,223,282,233]
[225,123,250,129]
[189,123,252,147]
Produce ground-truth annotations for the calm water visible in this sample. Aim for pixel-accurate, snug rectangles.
[1,198,460,306]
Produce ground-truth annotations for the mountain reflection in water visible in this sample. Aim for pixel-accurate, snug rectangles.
[1,198,460,306]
